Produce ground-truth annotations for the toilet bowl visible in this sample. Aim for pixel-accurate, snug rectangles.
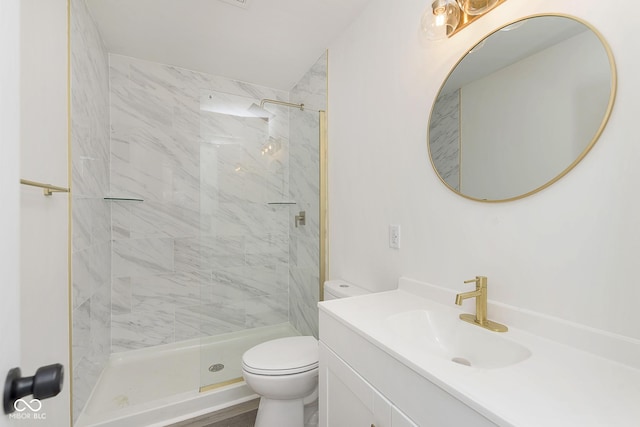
[242,336,318,427]
[241,280,369,427]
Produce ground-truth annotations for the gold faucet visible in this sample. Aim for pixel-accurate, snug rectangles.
[455,276,507,332]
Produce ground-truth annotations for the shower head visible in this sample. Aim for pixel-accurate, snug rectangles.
[247,103,275,120]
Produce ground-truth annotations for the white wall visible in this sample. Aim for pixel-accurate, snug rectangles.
[328,0,640,340]
[0,0,21,425]
[20,0,70,424]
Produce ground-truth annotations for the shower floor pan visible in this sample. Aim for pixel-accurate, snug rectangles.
[76,323,299,427]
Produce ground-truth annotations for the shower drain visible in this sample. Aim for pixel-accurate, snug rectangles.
[209,363,225,373]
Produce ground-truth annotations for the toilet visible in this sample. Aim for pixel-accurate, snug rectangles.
[241,280,369,427]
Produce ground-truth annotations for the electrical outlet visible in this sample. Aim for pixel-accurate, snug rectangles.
[389,224,400,249]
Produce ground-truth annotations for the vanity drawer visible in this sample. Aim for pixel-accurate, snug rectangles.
[320,342,417,427]
[320,310,498,427]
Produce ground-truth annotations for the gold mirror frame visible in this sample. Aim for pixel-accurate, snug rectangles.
[427,13,617,203]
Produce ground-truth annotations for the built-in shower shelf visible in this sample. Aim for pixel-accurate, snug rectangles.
[267,202,296,205]
[104,197,144,202]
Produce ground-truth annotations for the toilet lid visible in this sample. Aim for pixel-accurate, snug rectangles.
[242,336,318,375]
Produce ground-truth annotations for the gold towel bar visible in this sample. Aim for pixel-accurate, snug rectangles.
[20,179,69,196]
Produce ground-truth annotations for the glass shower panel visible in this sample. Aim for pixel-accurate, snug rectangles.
[198,90,299,390]
[288,106,323,338]
[288,50,328,339]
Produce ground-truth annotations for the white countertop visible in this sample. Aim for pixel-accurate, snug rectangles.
[319,279,640,427]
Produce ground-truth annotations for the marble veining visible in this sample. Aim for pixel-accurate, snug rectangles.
[111,309,176,352]
[288,52,327,338]
[130,272,204,312]
[245,293,289,328]
[111,200,200,240]
[111,277,132,315]
[70,0,112,420]
[72,299,91,367]
[109,54,294,351]
[429,89,460,191]
[112,237,175,278]
[178,306,244,340]
[73,45,326,416]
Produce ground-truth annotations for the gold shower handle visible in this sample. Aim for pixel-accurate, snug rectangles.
[295,211,306,227]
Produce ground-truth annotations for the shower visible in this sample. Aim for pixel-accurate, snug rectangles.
[70,16,328,423]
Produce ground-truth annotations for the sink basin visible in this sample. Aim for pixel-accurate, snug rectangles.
[383,309,531,369]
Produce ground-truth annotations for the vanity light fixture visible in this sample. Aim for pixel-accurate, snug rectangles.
[421,0,506,40]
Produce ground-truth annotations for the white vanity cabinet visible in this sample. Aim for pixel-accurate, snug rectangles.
[319,279,640,426]
[319,307,498,427]
[320,342,417,427]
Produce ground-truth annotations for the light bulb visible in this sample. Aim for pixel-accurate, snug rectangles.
[421,0,460,41]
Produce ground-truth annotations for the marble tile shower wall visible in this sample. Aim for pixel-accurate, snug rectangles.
[109,54,291,351]
[70,0,111,420]
[288,52,327,337]
[429,89,460,190]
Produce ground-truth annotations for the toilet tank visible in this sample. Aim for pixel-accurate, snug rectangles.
[324,279,369,301]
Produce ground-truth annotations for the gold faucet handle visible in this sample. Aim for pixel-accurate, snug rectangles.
[463,276,487,288]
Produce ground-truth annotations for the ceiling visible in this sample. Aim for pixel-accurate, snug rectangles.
[442,16,588,93]
[86,0,372,91]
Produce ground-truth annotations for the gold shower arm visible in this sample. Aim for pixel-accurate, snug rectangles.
[259,99,304,111]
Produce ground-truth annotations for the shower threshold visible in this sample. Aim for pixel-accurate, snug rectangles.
[75,323,299,427]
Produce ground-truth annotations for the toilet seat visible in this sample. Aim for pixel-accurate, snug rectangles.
[242,336,318,376]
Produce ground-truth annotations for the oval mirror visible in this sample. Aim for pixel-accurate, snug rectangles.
[428,15,616,202]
